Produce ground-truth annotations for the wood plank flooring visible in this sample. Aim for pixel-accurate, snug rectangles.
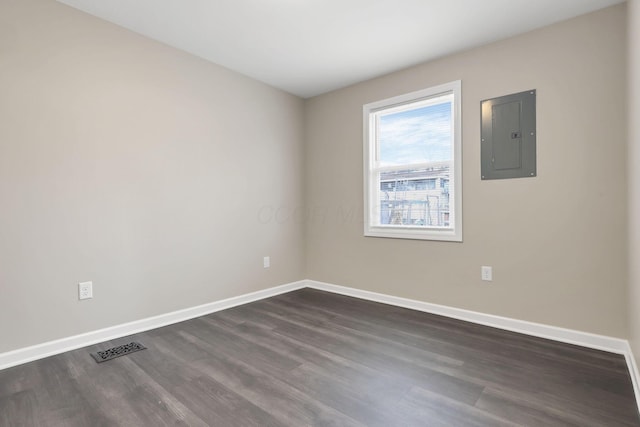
[1,288,638,426]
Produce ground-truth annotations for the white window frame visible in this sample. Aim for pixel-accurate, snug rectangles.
[363,80,462,242]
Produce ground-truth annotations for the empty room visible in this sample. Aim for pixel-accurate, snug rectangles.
[1,0,640,425]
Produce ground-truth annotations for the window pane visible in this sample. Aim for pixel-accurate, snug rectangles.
[376,166,451,228]
[378,101,452,167]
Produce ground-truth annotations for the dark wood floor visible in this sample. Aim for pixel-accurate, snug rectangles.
[1,288,639,426]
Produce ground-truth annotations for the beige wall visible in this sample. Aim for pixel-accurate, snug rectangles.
[629,0,640,365]
[0,0,305,353]
[305,5,628,337]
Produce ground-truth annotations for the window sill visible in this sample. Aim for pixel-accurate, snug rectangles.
[364,226,462,242]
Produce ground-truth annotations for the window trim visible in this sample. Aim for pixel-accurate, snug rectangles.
[363,80,462,242]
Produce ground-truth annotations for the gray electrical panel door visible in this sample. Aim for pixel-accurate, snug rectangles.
[481,90,536,180]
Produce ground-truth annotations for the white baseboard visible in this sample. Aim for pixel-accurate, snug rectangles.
[304,279,640,413]
[0,280,306,371]
[626,346,640,414]
[305,280,629,353]
[1,277,638,415]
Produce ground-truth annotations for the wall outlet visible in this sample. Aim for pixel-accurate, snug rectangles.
[481,266,493,281]
[263,256,270,268]
[78,281,93,300]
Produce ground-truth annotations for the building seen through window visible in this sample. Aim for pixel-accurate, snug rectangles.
[378,167,450,227]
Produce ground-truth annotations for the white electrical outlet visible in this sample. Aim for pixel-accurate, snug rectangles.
[78,281,93,300]
[481,266,493,281]
[263,256,270,268]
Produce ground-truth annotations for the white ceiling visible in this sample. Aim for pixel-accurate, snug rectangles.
[56,0,624,98]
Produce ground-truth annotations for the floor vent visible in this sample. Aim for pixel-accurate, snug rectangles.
[90,342,146,363]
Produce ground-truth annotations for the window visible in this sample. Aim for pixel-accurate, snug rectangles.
[363,80,462,241]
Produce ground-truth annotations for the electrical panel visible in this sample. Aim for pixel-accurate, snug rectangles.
[481,90,536,180]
